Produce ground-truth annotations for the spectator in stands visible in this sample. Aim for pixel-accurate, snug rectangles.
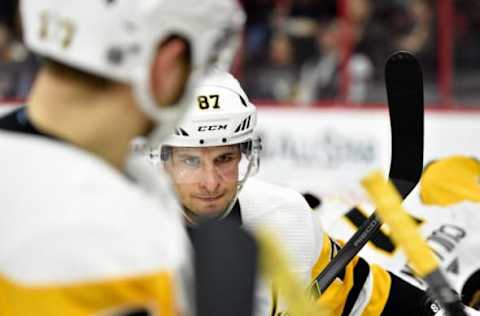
[244,32,299,102]
[394,0,437,79]
[242,0,277,64]
[283,0,336,65]
[296,17,373,104]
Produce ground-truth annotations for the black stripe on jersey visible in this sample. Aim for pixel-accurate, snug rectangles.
[329,238,340,260]
[340,257,370,316]
[381,272,439,316]
[0,106,55,140]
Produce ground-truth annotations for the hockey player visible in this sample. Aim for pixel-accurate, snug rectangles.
[157,70,477,315]
[312,155,480,311]
[406,156,480,309]
[0,1,244,315]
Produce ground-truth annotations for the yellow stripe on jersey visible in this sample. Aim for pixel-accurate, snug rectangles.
[310,235,396,316]
[421,155,480,206]
[361,264,391,316]
[311,234,334,279]
[0,271,179,316]
[311,234,357,316]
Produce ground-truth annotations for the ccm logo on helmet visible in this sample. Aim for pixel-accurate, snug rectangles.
[198,125,228,131]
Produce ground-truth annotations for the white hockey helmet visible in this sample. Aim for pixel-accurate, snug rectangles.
[20,0,245,143]
[162,71,257,148]
[159,70,261,222]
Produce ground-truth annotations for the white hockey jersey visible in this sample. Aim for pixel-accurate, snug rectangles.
[238,178,323,316]
[318,156,480,310]
[238,178,432,316]
[0,125,191,315]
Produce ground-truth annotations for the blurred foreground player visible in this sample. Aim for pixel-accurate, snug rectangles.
[156,71,477,315]
[0,1,244,315]
[312,156,480,312]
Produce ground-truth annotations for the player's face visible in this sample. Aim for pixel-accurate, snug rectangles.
[166,145,241,217]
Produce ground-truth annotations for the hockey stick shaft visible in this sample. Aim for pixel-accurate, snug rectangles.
[362,171,467,316]
[311,51,424,297]
[311,212,380,297]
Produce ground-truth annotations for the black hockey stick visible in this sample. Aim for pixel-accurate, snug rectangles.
[310,51,424,298]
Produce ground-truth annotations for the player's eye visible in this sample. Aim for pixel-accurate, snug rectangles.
[215,153,236,165]
[181,156,200,167]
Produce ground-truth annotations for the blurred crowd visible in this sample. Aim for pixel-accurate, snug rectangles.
[0,0,39,101]
[240,0,480,105]
[2,0,480,105]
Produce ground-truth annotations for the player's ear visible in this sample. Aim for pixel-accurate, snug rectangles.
[150,36,192,107]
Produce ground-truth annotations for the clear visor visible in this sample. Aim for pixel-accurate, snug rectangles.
[161,141,259,186]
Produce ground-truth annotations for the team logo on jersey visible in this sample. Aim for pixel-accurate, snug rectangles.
[446,258,459,275]
[400,224,467,287]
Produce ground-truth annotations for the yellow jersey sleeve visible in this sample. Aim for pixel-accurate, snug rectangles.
[0,271,179,316]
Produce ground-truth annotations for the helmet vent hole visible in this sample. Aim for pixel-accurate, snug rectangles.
[107,47,123,65]
[199,140,204,145]
[222,138,227,143]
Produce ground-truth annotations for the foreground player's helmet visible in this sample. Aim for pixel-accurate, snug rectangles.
[20,0,245,143]
[160,70,261,222]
